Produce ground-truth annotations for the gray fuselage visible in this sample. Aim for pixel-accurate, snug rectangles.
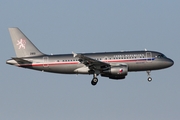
[7,50,174,75]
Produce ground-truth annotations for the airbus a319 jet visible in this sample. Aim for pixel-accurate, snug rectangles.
[6,28,174,86]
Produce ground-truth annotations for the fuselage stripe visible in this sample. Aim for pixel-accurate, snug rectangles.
[19,58,155,67]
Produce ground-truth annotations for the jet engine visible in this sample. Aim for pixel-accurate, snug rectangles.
[101,65,128,80]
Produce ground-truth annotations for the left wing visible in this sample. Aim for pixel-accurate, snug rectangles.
[72,52,110,71]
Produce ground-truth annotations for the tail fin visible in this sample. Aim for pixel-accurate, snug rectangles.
[8,27,44,57]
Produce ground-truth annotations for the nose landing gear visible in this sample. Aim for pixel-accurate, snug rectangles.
[147,71,152,82]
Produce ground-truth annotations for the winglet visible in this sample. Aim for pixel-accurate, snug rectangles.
[72,52,77,57]
[72,52,82,58]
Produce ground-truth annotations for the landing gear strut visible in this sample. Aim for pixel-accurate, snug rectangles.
[91,73,98,86]
[147,70,152,82]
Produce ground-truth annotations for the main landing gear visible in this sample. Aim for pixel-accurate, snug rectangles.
[147,70,152,82]
[91,73,98,86]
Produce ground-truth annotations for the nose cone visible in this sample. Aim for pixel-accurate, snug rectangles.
[166,58,174,68]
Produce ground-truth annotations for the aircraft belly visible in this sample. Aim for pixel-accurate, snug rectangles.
[31,64,79,74]
[49,64,78,74]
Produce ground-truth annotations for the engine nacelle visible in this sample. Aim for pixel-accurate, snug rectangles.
[101,65,128,79]
[104,65,128,75]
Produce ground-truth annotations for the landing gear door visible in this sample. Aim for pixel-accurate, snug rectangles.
[43,57,49,67]
[146,52,152,62]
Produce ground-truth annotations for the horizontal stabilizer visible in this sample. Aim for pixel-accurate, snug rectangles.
[12,57,32,64]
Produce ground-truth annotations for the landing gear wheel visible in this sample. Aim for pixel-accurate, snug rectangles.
[148,77,152,82]
[91,78,98,86]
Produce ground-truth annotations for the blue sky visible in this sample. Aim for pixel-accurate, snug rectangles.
[0,1,179,120]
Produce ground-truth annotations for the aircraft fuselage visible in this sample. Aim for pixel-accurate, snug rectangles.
[7,51,173,74]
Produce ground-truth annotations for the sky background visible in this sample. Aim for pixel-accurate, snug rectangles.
[0,0,179,120]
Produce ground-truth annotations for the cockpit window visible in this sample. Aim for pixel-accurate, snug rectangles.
[156,54,166,58]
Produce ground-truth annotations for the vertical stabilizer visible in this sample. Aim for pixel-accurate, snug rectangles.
[9,27,44,57]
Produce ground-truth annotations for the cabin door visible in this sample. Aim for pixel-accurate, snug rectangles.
[43,57,49,67]
[146,52,152,62]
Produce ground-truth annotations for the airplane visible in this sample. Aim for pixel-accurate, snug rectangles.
[6,27,174,86]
